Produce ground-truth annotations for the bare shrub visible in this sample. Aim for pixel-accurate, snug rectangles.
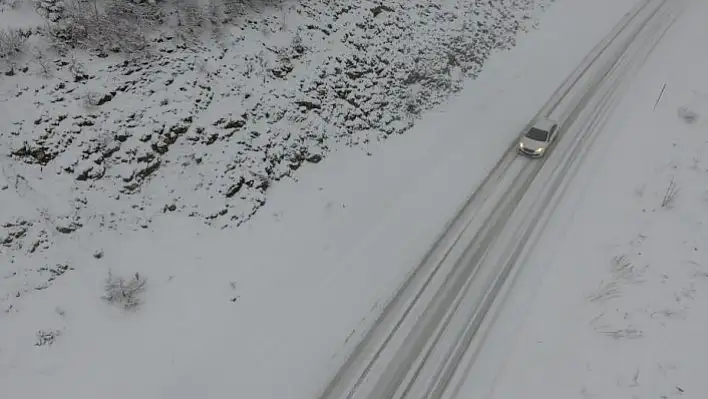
[44,0,229,53]
[661,177,679,209]
[611,255,634,278]
[587,280,622,302]
[599,327,643,340]
[102,270,147,310]
[68,52,87,78]
[48,0,161,53]
[587,254,645,302]
[0,28,31,59]
[169,0,233,46]
[206,0,226,36]
[36,329,62,346]
[175,0,206,37]
[31,48,54,77]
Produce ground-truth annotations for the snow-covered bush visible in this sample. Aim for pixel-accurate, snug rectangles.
[46,0,159,53]
[35,329,62,346]
[0,28,31,60]
[1,0,550,253]
[40,0,232,53]
[34,0,66,22]
[102,270,147,310]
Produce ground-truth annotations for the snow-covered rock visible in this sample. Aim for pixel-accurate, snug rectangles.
[0,0,551,257]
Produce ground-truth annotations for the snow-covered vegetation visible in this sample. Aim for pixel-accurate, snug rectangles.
[1,0,550,258]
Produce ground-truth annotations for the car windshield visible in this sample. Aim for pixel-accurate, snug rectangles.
[525,127,549,142]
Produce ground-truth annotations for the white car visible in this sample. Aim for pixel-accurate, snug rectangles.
[518,117,560,158]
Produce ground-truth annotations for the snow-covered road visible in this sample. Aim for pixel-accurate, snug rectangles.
[318,1,685,398]
[457,0,708,396]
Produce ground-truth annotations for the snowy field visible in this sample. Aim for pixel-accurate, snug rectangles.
[4,0,702,397]
[458,0,708,398]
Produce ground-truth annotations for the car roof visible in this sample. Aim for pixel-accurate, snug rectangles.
[531,117,557,131]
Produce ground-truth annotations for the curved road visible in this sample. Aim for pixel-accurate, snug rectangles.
[317,1,685,398]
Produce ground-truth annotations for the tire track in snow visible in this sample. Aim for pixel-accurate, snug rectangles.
[435,3,686,398]
[411,2,681,395]
[316,1,668,399]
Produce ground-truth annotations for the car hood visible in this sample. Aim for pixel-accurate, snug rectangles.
[519,136,547,151]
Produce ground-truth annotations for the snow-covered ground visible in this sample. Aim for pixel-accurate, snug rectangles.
[5,0,702,397]
[457,0,708,398]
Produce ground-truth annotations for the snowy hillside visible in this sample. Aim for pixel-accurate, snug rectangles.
[1,0,549,256]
